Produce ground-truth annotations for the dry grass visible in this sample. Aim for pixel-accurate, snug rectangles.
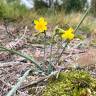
[45,12,96,33]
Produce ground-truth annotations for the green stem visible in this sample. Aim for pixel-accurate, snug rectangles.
[56,41,69,66]
[74,7,91,33]
[44,32,46,62]
[0,46,44,72]
[50,43,52,62]
[49,29,57,63]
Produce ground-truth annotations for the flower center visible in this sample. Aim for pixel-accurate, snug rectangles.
[38,23,43,29]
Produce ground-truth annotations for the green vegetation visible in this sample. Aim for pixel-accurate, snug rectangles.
[34,0,87,12]
[0,1,96,96]
[42,70,96,96]
[61,0,87,13]
[0,0,28,21]
[91,0,96,16]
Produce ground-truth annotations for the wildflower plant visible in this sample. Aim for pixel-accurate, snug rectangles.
[0,7,91,74]
[0,7,92,96]
[34,17,48,62]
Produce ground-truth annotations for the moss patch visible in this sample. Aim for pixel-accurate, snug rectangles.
[42,70,96,96]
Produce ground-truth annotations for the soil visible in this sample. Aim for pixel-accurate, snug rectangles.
[0,23,96,96]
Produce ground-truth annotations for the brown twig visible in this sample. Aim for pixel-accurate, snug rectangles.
[19,71,58,89]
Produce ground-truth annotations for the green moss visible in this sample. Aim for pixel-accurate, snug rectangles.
[42,70,96,96]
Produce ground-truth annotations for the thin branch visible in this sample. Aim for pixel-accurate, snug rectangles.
[55,41,69,66]
[19,71,58,89]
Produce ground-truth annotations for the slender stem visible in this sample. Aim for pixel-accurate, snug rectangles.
[44,32,46,62]
[56,41,69,66]
[49,32,56,63]
[50,43,52,62]
[74,7,91,33]
[0,46,44,72]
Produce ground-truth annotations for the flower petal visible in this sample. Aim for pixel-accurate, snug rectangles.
[34,20,38,24]
[68,27,74,33]
[69,33,74,40]
[61,27,74,40]
[39,17,45,22]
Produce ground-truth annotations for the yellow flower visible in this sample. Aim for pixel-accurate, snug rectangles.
[34,17,47,32]
[61,27,74,40]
